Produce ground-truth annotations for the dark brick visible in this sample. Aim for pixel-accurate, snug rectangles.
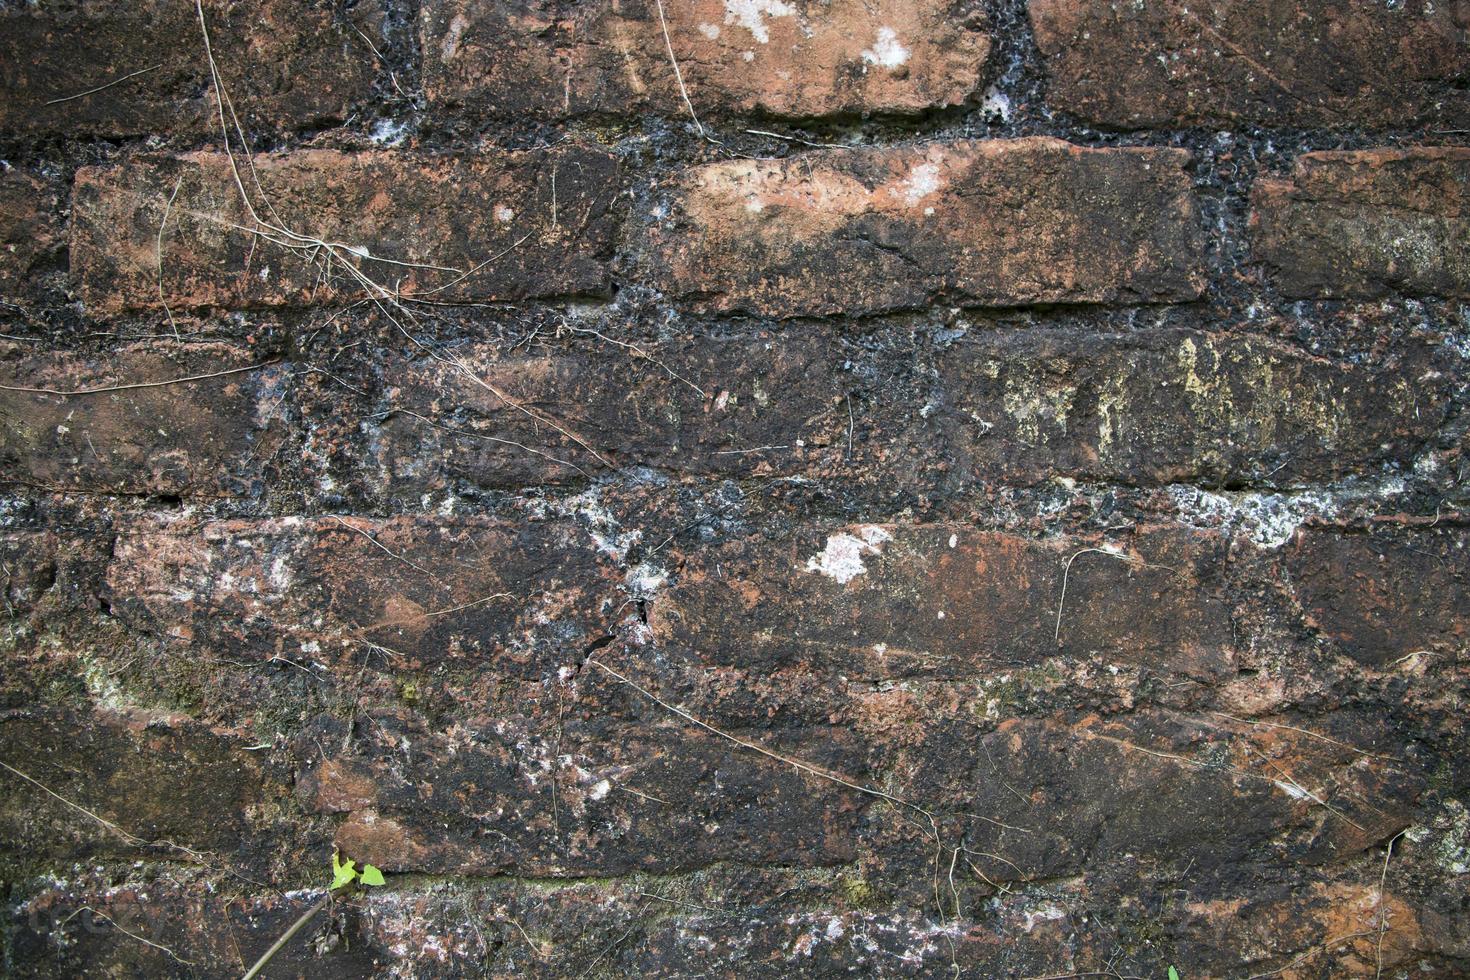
[372,330,856,490]
[1252,148,1470,300]
[0,0,383,137]
[650,523,1237,681]
[0,171,63,299]
[422,0,991,122]
[0,343,288,496]
[71,147,623,313]
[313,712,869,877]
[1287,526,1469,667]
[347,326,1451,497]
[0,531,59,616]
[0,345,289,499]
[938,328,1457,487]
[1030,0,1470,129]
[8,872,373,979]
[646,138,1205,316]
[0,710,287,867]
[104,515,622,673]
[896,710,1418,880]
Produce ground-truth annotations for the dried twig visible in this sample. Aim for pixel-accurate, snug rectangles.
[651,0,718,143]
[240,894,329,980]
[45,64,162,105]
[0,361,275,397]
[59,907,194,965]
[1054,547,1139,642]
[1376,830,1406,979]
[157,175,185,340]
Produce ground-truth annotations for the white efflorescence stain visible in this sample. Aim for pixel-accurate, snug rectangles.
[804,526,892,584]
[861,26,910,68]
[899,161,942,207]
[724,0,796,44]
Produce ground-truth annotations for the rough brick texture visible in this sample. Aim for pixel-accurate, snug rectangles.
[3,1,1469,978]
[1252,148,1470,299]
[72,148,623,313]
[0,171,63,299]
[0,0,383,137]
[0,344,288,496]
[422,0,992,121]
[1031,0,1470,130]
[648,138,1205,316]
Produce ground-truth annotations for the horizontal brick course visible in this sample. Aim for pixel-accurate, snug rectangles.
[646,137,1205,316]
[71,148,623,313]
[350,327,1450,494]
[422,0,991,121]
[0,344,287,496]
[1030,0,1470,129]
[104,516,621,672]
[0,0,383,137]
[1251,148,1470,300]
[651,523,1236,681]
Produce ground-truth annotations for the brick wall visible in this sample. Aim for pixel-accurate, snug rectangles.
[1,1,1467,977]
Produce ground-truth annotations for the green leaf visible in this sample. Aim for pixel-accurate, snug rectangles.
[359,865,386,887]
[330,851,358,891]
[1168,967,1181,980]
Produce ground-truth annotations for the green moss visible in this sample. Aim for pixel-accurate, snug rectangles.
[838,874,884,909]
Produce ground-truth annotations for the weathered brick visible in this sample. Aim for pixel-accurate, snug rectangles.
[361,327,1450,495]
[1252,148,1470,300]
[896,710,1418,880]
[938,328,1456,487]
[104,515,621,672]
[8,872,371,978]
[422,0,991,121]
[0,344,288,496]
[313,713,869,876]
[0,531,59,617]
[1287,526,1469,667]
[650,523,1237,680]
[1030,0,1470,129]
[0,172,62,298]
[71,147,623,313]
[0,710,287,867]
[646,137,1205,316]
[0,0,382,137]
[373,330,855,490]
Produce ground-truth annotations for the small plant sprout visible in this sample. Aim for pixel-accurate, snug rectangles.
[330,848,386,891]
[240,850,388,979]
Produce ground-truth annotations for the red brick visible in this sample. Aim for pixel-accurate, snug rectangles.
[1030,0,1470,129]
[1286,526,1469,667]
[0,709,287,866]
[0,171,62,298]
[646,137,1205,316]
[0,0,383,137]
[650,523,1237,681]
[422,0,991,121]
[71,147,623,313]
[104,515,621,672]
[318,717,869,876]
[1251,148,1470,300]
[0,343,288,496]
